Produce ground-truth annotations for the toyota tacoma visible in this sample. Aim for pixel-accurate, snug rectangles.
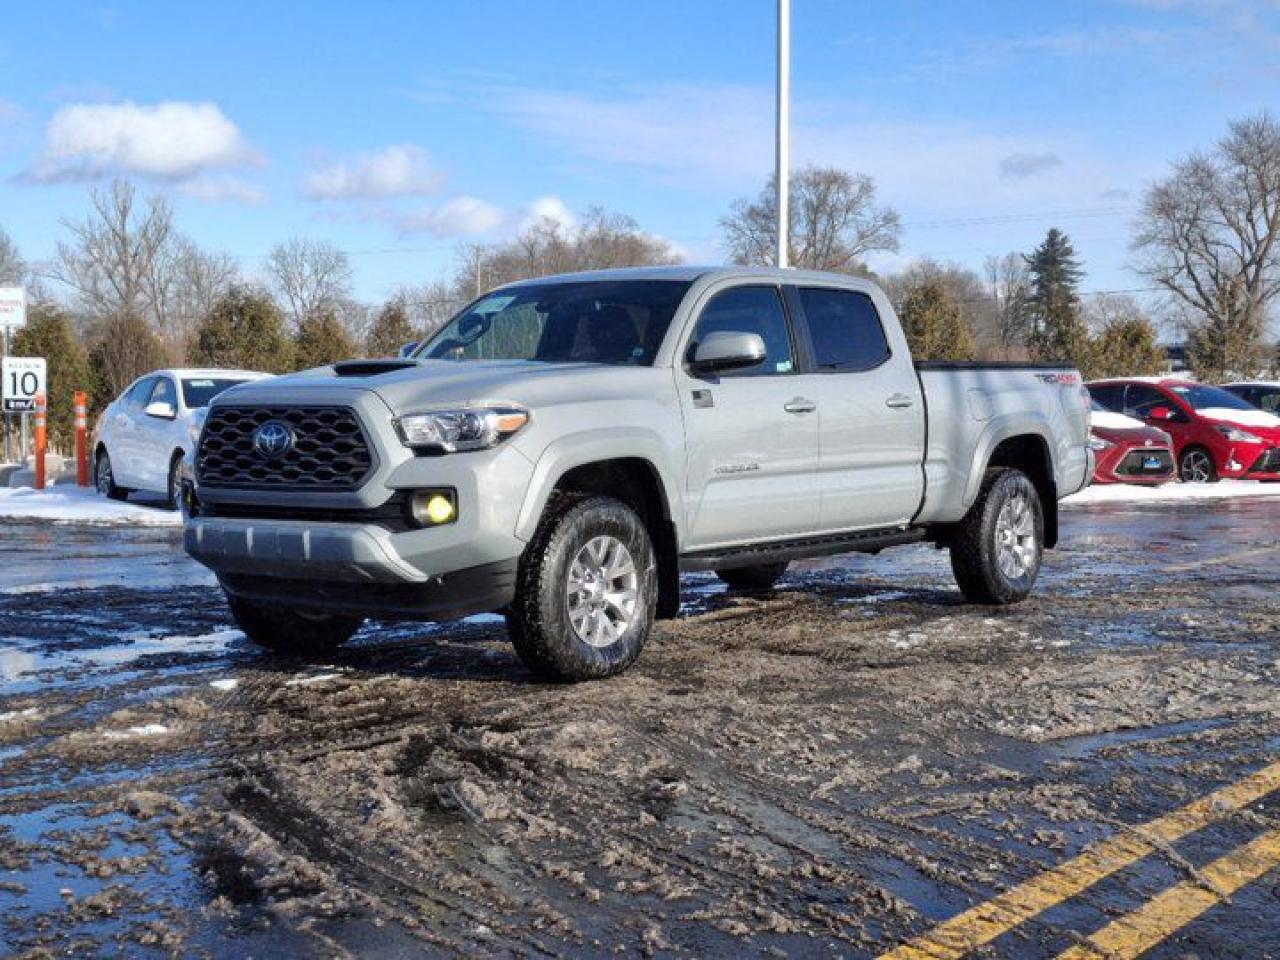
[184,267,1092,680]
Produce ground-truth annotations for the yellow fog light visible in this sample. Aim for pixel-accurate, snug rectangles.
[410,489,457,527]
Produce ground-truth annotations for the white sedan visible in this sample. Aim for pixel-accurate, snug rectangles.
[93,368,270,505]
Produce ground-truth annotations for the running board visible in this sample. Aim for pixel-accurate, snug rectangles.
[679,527,927,572]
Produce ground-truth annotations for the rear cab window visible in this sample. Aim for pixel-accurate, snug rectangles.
[795,287,891,372]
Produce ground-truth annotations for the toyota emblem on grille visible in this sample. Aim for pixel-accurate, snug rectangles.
[252,419,295,459]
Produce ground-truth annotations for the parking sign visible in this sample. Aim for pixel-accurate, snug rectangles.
[2,357,46,413]
[0,288,25,332]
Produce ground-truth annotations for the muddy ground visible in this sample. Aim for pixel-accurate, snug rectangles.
[1,499,1278,958]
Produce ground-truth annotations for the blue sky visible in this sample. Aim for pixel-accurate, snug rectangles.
[1,0,1278,305]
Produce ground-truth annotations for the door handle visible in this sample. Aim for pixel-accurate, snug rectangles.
[886,394,914,409]
[784,397,818,414]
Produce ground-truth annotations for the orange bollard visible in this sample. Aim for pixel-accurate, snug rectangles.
[74,391,88,486]
[34,393,47,491]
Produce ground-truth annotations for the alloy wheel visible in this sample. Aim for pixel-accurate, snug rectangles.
[995,492,1038,580]
[565,535,639,648]
[1181,449,1213,483]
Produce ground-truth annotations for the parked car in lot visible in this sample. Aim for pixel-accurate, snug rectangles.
[93,369,270,504]
[1088,400,1175,485]
[184,266,1091,681]
[1223,381,1280,416]
[1088,377,1280,482]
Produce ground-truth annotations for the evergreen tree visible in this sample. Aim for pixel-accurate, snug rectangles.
[1024,229,1092,371]
[88,311,167,402]
[897,276,976,361]
[192,286,294,373]
[294,309,355,369]
[11,304,92,451]
[365,296,418,358]
[1092,315,1166,380]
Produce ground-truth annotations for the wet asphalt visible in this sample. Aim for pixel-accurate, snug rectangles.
[0,496,1278,958]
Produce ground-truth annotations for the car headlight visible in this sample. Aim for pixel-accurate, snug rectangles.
[1215,424,1262,443]
[1088,434,1114,451]
[395,406,529,452]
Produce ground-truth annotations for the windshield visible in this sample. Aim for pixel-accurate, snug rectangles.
[181,378,255,409]
[416,280,692,366]
[1169,384,1256,413]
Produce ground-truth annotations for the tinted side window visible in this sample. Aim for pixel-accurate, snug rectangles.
[687,286,794,377]
[797,288,890,371]
[149,377,177,407]
[1088,384,1125,410]
[125,378,155,406]
[1124,384,1168,418]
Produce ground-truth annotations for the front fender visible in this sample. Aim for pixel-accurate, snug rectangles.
[514,428,685,544]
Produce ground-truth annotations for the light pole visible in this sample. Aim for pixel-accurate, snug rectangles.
[776,0,790,269]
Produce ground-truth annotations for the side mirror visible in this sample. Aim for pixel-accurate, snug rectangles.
[144,400,176,420]
[1148,405,1174,421]
[690,331,767,375]
[397,341,420,358]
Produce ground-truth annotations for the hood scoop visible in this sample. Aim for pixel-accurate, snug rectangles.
[332,359,418,377]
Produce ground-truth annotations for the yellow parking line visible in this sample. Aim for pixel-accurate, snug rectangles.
[1057,827,1280,959]
[879,759,1280,960]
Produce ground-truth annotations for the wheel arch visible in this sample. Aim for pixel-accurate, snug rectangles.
[983,432,1059,549]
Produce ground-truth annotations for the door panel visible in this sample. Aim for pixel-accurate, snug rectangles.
[136,377,178,491]
[790,286,925,531]
[675,284,820,550]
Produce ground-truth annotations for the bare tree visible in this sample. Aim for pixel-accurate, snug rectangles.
[721,166,900,273]
[1133,112,1280,379]
[0,227,25,286]
[53,179,174,328]
[265,238,354,328]
[147,238,240,362]
[885,259,999,350]
[401,280,462,336]
[453,206,680,296]
[984,252,1033,354]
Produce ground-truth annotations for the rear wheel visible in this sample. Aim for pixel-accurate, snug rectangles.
[949,468,1043,605]
[506,493,657,682]
[1179,446,1218,483]
[94,448,129,501]
[715,562,789,590]
[226,595,362,655]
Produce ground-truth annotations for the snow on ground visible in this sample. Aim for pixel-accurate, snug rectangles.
[1064,479,1280,507]
[0,486,181,526]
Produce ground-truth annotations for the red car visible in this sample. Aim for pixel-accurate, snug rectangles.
[1088,378,1280,482]
[1087,400,1175,485]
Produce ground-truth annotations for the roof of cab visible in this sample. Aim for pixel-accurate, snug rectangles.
[496,264,881,290]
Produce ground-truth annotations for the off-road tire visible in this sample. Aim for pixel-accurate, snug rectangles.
[949,467,1043,605]
[715,562,789,590]
[226,594,362,655]
[1179,445,1219,483]
[94,448,129,501]
[506,493,657,682]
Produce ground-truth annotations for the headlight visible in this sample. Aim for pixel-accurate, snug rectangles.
[1088,434,1114,451]
[1215,424,1262,443]
[396,406,529,452]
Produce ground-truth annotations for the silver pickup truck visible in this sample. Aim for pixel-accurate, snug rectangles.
[184,266,1092,680]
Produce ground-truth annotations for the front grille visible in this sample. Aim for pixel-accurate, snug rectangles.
[197,406,374,490]
[1115,448,1174,477]
[1247,447,1280,474]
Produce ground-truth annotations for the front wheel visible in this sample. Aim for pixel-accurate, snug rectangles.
[226,595,362,655]
[506,494,657,682]
[949,468,1044,605]
[95,449,129,501]
[1179,446,1218,483]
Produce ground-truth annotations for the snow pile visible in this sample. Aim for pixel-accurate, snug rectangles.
[0,486,182,526]
[1064,479,1280,507]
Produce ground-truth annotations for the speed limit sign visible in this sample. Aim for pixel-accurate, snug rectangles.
[2,357,46,413]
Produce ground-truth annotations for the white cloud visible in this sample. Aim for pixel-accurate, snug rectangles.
[175,174,266,205]
[302,144,445,200]
[521,195,577,231]
[395,196,505,237]
[26,100,255,182]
